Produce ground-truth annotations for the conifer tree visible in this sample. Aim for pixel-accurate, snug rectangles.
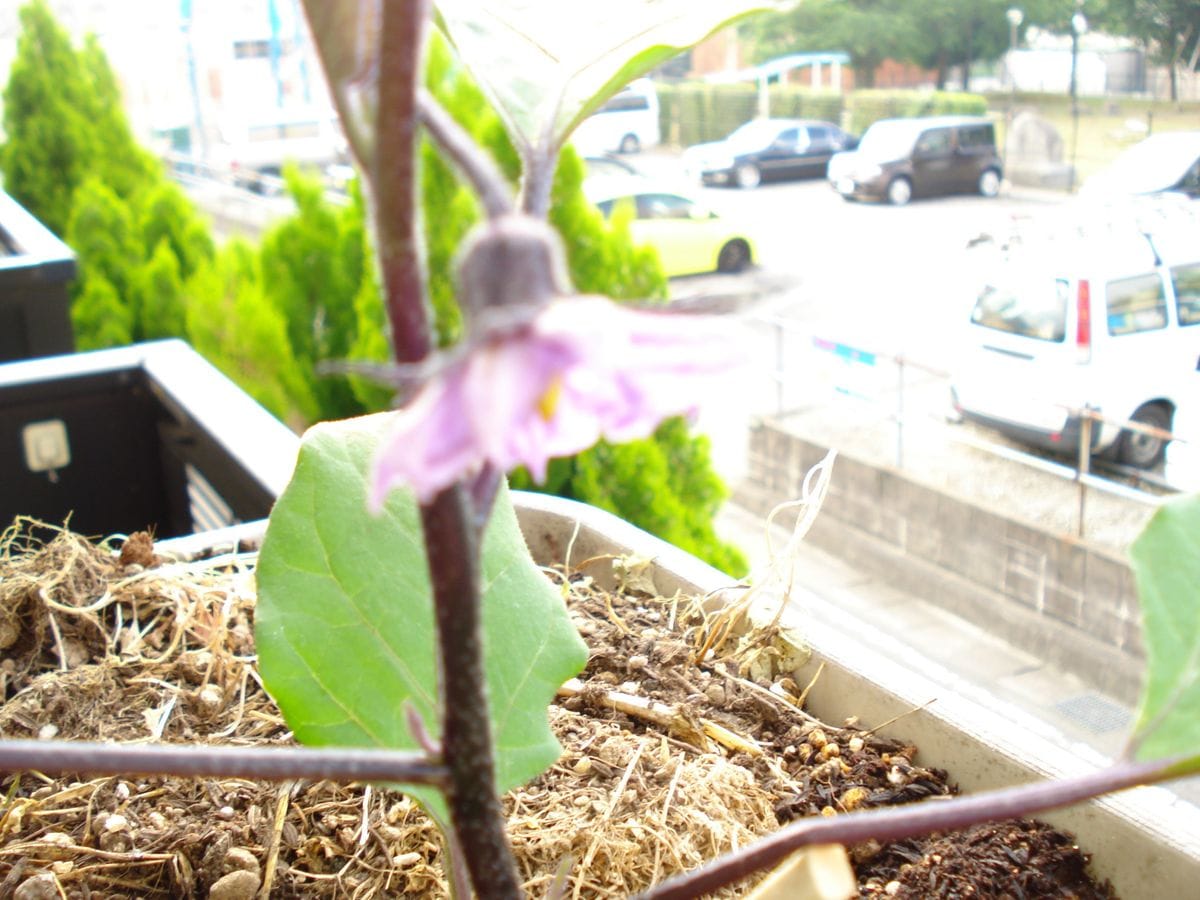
[0,0,153,236]
[185,240,319,430]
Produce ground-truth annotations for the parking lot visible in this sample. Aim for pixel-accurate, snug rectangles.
[622,150,1181,550]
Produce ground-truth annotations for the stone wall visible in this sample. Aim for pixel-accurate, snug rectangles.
[737,419,1144,702]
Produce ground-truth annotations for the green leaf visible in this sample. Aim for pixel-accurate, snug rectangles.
[1129,493,1200,760]
[432,0,773,151]
[255,413,588,821]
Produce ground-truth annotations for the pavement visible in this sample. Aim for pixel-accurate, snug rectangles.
[713,497,1200,807]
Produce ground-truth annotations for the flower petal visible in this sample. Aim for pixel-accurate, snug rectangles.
[368,295,745,507]
[370,367,480,507]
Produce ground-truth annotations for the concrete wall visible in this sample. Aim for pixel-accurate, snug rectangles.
[737,419,1145,703]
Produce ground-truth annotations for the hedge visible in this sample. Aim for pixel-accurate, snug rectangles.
[655,83,987,146]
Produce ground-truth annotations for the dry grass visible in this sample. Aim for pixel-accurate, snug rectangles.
[994,97,1200,183]
[0,519,784,898]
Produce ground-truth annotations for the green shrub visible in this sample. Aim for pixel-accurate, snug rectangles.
[846,89,988,134]
[657,82,847,146]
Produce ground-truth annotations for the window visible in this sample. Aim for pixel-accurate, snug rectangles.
[775,128,799,148]
[599,93,650,113]
[915,129,951,156]
[281,121,320,139]
[1106,273,1167,335]
[970,278,1068,342]
[635,194,692,220]
[233,39,270,59]
[958,125,994,149]
[1172,263,1200,326]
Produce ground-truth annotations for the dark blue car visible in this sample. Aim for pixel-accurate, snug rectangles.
[682,118,857,189]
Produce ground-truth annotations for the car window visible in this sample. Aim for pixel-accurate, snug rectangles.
[1106,273,1167,334]
[808,125,829,142]
[776,128,800,147]
[958,125,994,149]
[1181,159,1200,193]
[915,129,951,156]
[970,277,1068,342]
[1172,263,1200,326]
[600,92,650,113]
[635,193,693,220]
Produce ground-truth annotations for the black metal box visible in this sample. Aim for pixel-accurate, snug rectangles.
[0,191,76,363]
[1,341,299,538]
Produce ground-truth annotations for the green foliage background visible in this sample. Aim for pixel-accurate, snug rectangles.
[0,3,746,575]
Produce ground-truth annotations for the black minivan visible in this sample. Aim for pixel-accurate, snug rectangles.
[827,115,1002,205]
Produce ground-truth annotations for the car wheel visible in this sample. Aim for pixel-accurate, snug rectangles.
[886,177,912,206]
[978,168,1001,197]
[717,240,750,273]
[734,163,761,189]
[1115,403,1171,469]
[619,134,640,154]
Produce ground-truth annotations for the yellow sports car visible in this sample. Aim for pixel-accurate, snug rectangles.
[584,176,756,277]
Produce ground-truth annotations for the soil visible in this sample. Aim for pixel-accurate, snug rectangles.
[0,520,1116,899]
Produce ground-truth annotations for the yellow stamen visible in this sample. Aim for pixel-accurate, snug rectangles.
[537,376,564,421]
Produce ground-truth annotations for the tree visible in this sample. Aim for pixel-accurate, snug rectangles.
[897,0,1012,89]
[1,0,214,354]
[746,0,910,87]
[747,0,1026,90]
[185,240,320,430]
[0,0,153,236]
[69,277,133,351]
[66,178,143,317]
[1105,0,1200,99]
[257,167,368,420]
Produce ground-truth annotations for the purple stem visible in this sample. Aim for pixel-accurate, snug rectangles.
[373,5,520,896]
[520,137,559,219]
[376,0,433,364]
[0,739,446,785]
[417,89,513,219]
[636,755,1188,900]
[421,486,523,898]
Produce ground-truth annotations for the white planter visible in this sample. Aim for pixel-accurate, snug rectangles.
[513,491,1200,900]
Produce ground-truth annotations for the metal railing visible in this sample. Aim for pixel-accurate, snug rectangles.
[758,314,1193,539]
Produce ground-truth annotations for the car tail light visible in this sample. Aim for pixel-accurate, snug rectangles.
[1075,279,1091,363]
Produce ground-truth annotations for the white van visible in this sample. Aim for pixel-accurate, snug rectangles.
[212,108,347,192]
[571,78,660,156]
[950,199,1200,469]
[1164,376,1200,490]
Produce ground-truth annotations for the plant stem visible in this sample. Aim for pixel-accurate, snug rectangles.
[376,0,432,364]
[417,89,513,219]
[520,137,559,219]
[421,485,523,899]
[636,755,1187,900]
[371,5,518,893]
[0,740,446,785]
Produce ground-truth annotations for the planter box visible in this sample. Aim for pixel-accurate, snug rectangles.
[0,340,299,539]
[158,489,1200,898]
[513,491,1200,900]
[0,191,75,363]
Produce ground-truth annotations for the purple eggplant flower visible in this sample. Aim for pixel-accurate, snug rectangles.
[370,296,742,507]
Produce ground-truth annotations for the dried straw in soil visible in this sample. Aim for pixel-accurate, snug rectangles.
[0,520,1115,899]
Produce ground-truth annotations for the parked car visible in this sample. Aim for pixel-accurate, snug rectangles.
[582,154,641,178]
[571,79,660,155]
[828,115,1001,205]
[682,118,857,189]
[1080,130,1200,200]
[950,200,1200,469]
[583,175,756,276]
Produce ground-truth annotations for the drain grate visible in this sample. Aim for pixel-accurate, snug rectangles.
[1054,694,1132,735]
